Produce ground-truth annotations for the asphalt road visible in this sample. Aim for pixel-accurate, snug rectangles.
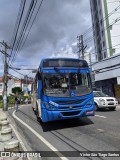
[8,105,120,160]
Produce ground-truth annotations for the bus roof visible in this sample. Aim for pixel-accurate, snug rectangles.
[41,58,82,61]
[40,58,88,68]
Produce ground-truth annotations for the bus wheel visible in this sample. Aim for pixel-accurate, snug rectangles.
[34,109,37,115]
[36,108,42,122]
[37,116,42,122]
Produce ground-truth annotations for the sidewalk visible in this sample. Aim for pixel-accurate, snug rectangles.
[116,104,120,109]
[0,111,6,152]
[0,108,31,160]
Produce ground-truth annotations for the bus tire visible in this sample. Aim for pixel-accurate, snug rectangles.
[36,107,42,122]
[37,116,42,122]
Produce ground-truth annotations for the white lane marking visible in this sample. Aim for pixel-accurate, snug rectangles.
[97,129,104,132]
[95,115,107,118]
[12,111,68,160]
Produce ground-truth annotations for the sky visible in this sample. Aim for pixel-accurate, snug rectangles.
[0,0,94,78]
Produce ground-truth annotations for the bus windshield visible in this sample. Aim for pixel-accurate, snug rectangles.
[43,72,92,97]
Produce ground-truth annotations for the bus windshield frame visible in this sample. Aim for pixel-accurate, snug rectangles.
[43,72,92,97]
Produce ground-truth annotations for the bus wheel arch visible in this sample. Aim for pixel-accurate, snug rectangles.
[36,102,42,122]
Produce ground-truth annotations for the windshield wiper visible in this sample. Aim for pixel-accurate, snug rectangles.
[53,67,66,78]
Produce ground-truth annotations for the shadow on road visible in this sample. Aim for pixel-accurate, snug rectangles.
[96,108,116,112]
[16,109,94,132]
[40,117,94,132]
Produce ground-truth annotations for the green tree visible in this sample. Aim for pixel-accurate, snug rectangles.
[0,95,3,101]
[12,87,22,95]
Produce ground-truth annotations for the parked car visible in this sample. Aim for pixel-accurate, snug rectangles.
[93,91,118,111]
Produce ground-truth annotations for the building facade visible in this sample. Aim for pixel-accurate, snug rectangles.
[0,76,32,96]
[90,0,120,102]
[92,53,120,102]
[90,0,120,62]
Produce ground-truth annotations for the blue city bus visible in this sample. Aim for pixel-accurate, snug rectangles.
[32,58,94,122]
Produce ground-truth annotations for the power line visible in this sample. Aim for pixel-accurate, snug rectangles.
[9,0,37,66]
[8,0,26,65]
[8,73,21,81]
[82,4,120,40]
[84,36,94,42]
[10,0,24,46]
[9,66,37,70]
[84,15,120,47]
[15,64,39,66]
[84,37,94,44]
[14,0,38,53]
[9,67,25,76]
[11,0,44,65]
[82,27,93,37]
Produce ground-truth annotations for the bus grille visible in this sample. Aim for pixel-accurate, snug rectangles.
[54,99,84,105]
[62,111,80,116]
[58,106,82,110]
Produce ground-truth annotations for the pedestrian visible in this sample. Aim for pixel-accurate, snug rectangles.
[15,96,19,112]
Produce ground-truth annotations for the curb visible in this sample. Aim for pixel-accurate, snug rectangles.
[0,109,32,160]
[6,110,32,160]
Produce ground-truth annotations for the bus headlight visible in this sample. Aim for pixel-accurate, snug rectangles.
[44,102,58,110]
[48,105,58,110]
[86,99,93,107]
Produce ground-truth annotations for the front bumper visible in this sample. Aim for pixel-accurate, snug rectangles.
[41,105,95,122]
[98,101,118,108]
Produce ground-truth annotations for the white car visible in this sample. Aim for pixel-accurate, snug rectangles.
[93,91,118,111]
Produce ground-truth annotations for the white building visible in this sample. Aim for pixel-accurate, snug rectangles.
[92,53,120,102]
[90,0,120,61]
[0,76,32,96]
[90,0,120,101]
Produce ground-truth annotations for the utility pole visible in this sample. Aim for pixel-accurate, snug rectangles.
[81,35,84,59]
[77,35,81,59]
[89,52,92,69]
[0,41,10,111]
[77,35,87,59]
[24,75,28,95]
